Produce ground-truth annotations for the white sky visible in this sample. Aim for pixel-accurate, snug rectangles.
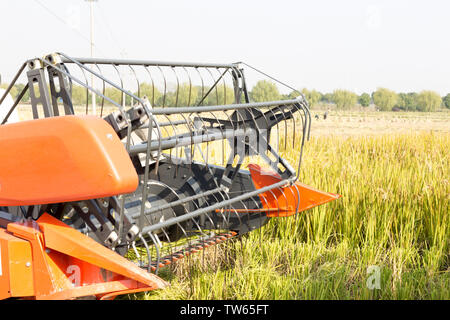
[1,0,449,95]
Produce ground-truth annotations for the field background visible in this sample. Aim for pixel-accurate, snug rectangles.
[132,109,449,300]
[14,105,449,299]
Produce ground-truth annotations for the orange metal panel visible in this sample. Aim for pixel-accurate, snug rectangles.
[0,228,34,298]
[41,280,151,300]
[6,220,55,297]
[0,115,138,206]
[98,284,157,300]
[248,164,340,217]
[4,214,167,300]
[0,229,11,300]
[36,213,168,289]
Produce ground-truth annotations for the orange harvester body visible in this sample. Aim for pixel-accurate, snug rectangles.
[0,115,138,206]
[0,213,167,300]
[0,53,341,300]
[0,116,167,299]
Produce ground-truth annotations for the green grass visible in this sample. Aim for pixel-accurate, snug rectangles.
[129,130,449,300]
[133,131,449,300]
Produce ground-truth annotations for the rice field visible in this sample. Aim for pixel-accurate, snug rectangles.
[135,112,449,300]
[14,105,449,299]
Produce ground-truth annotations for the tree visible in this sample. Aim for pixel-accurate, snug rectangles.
[166,83,198,107]
[372,88,398,111]
[13,83,30,103]
[332,89,357,109]
[416,91,441,112]
[301,88,322,107]
[105,87,125,105]
[137,82,162,106]
[155,84,194,107]
[0,83,17,100]
[201,84,235,106]
[0,83,31,103]
[358,93,370,107]
[396,92,418,111]
[321,93,334,104]
[442,93,450,109]
[71,85,90,106]
[250,80,281,102]
[284,90,303,100]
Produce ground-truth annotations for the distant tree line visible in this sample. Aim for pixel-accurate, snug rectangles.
[249,81,449,112]
[2,80,450,112]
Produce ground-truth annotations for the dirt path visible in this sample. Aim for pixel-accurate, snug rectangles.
[309,111,450,137]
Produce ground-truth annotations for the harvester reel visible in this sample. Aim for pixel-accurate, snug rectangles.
[0,52,341,300]
[126,180,188,242]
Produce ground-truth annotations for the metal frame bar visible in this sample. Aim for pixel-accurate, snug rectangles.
[150,98,305,115]
[60,55,237,69]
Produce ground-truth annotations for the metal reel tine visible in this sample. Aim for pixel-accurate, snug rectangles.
[171,67,180,108]
[207,68,219,106]
[128,64,140,99]
[111,64,124,107]
[156,66,167,108]
[148,232,161,274]
[93,63,106,117]
[74,63,89,115]
[138,234,152,272]
[143,65,156,106]
[182,66,193,106]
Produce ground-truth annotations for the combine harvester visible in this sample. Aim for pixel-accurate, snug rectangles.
[0,53,339,299]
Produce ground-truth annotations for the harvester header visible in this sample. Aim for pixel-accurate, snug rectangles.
[0,53,339,299]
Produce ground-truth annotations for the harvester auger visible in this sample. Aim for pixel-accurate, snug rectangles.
[0,53,340,300]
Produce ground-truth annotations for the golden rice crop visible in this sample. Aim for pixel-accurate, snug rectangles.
[136,131,449,300]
